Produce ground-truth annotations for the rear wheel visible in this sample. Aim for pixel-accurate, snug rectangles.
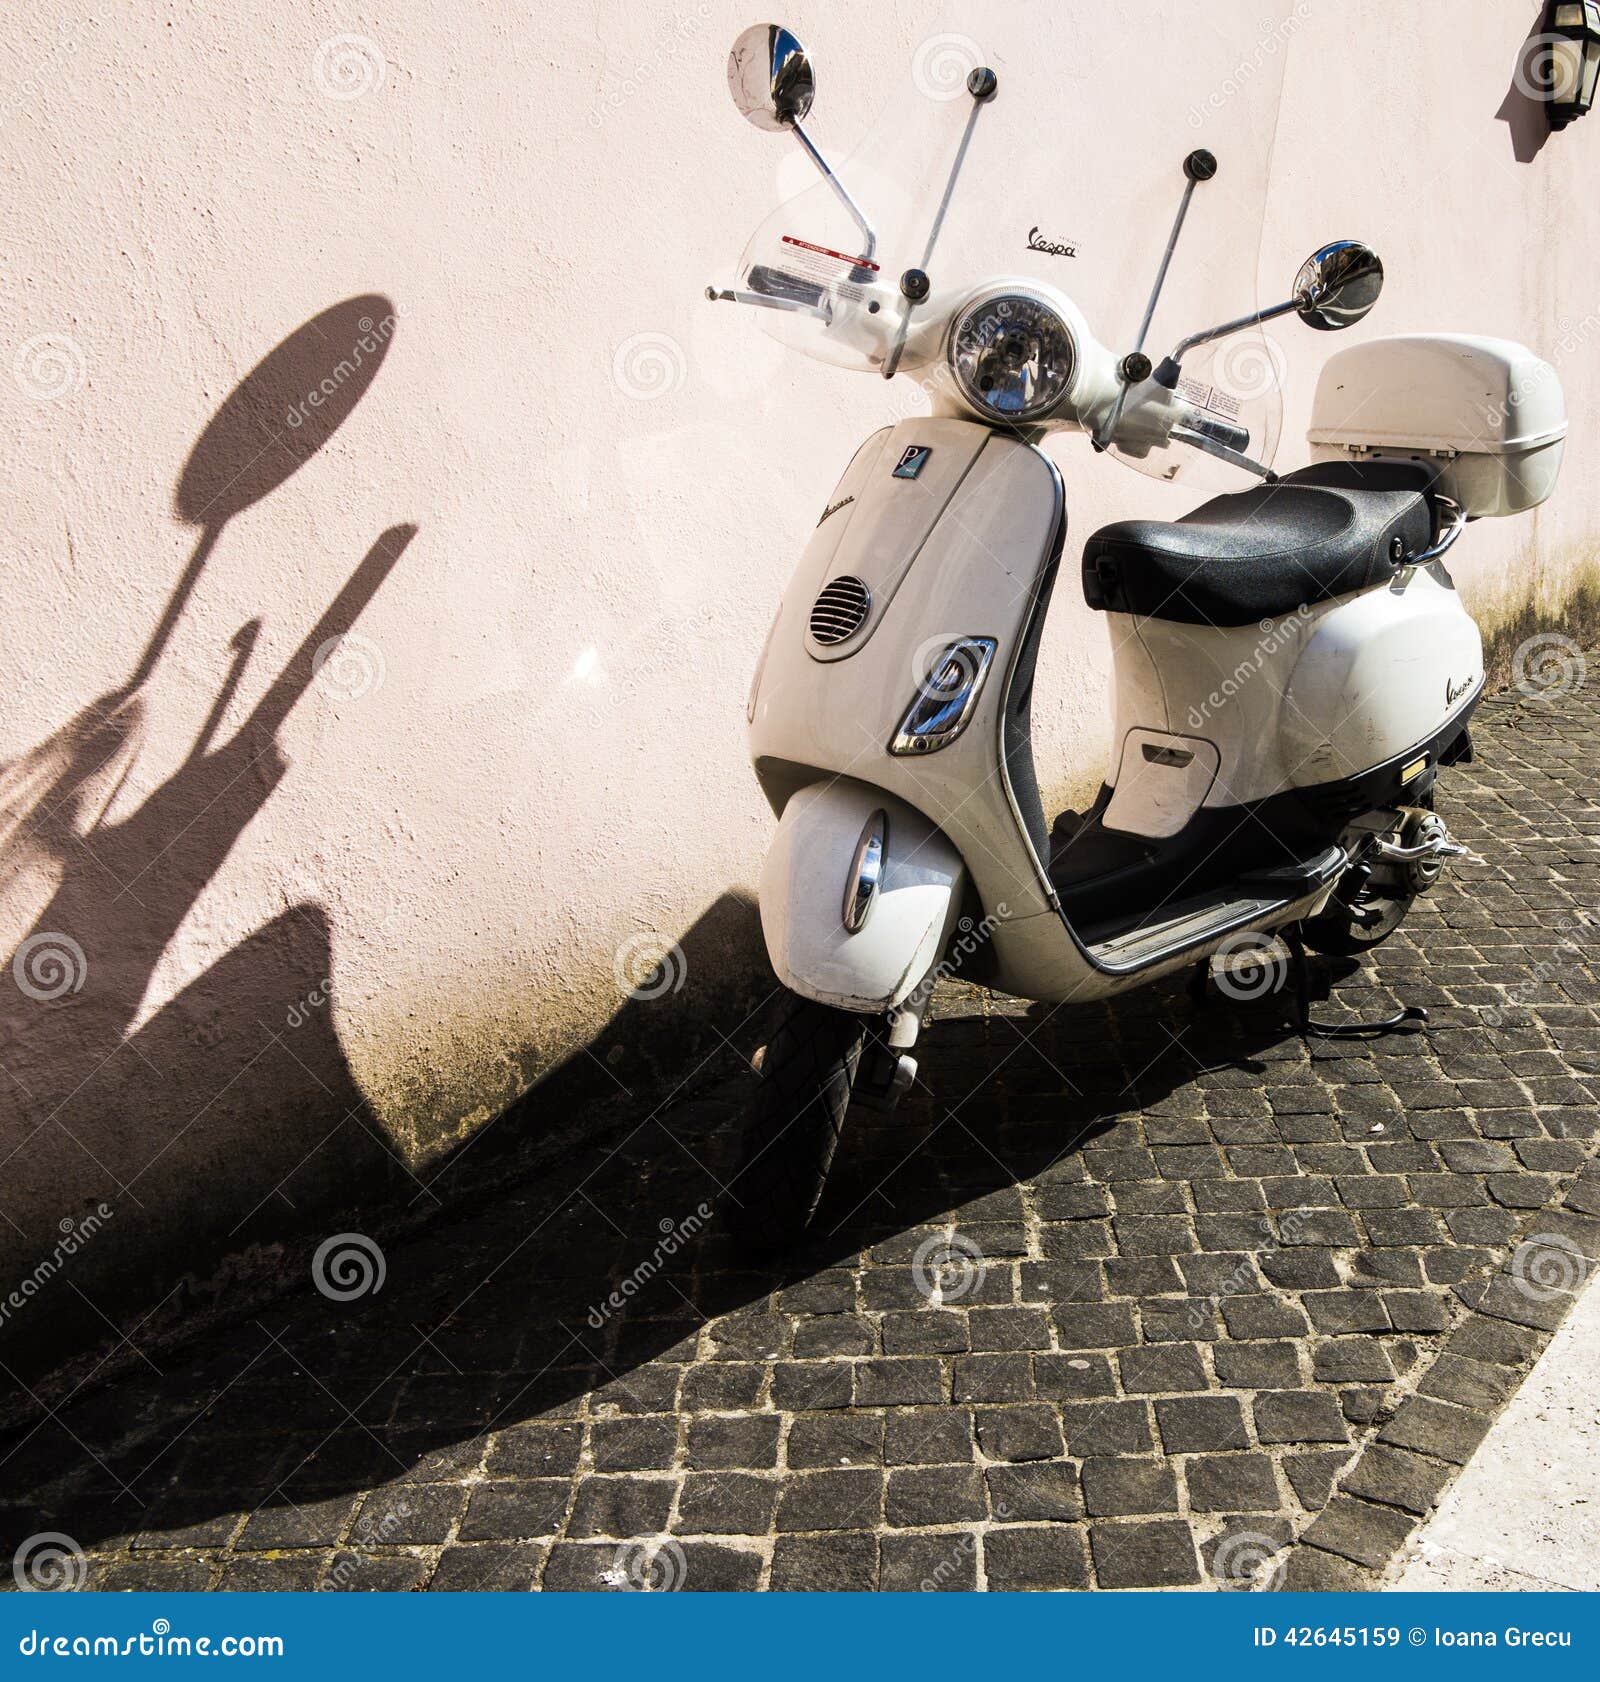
[725,992,867,1254]
[1300,799,1442,957]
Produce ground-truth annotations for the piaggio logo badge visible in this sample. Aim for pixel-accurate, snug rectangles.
[893,444,932,480]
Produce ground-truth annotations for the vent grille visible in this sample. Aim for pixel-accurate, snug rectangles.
[809,575,872,646]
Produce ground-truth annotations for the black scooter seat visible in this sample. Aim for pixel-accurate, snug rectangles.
[1081,460,1437,628]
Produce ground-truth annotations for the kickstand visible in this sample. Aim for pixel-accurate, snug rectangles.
[1283,924,1428,1041]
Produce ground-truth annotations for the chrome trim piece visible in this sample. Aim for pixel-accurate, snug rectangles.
[809,575,872,646]
[842,809,888,933]
[889,637,997,755]
[1413,496,1467,565]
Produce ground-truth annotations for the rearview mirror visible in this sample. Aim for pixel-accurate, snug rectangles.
[1294,241,1384,331]
[727,24,815,131]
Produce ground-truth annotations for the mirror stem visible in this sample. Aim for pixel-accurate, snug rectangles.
[790,121,877,264]
[1155,297,1299,388]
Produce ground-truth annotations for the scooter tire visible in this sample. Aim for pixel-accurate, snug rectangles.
[726,993,867,1255]
[1299,888,1414,957]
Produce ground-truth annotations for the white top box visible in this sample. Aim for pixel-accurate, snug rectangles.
[1308,334,1567,517]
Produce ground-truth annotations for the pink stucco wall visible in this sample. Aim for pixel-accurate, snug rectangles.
[1,1,1595,1343]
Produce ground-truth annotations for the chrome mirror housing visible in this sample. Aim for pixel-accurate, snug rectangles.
[1294,241,1384,331]
[727,24,815,130]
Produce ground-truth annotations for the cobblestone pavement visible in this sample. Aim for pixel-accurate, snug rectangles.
[4,683,1600,1594]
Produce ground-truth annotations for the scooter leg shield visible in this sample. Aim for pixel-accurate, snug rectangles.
[758,780,968,1014]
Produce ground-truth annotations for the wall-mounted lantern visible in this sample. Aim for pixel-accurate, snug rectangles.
[1546,1,1600,128]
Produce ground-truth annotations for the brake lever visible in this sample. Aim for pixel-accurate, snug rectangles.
[704,285,832,324]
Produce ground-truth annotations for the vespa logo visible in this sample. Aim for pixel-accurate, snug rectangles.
[893,444,932,480]
[817,494,854,527]
[1026,226,1078,259]
[1446,674,1474,706]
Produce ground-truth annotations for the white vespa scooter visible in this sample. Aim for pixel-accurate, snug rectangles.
[712,16,1567,1248]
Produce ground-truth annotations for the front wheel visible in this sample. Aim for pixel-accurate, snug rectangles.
[725,992,867,1255]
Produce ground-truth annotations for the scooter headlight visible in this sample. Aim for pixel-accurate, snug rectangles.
[948,292,1076,421]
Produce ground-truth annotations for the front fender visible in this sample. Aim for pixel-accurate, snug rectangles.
[758,779,968,1013]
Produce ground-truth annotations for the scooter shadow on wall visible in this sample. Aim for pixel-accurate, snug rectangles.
[0,920,1328,1560]
[1497,4,1558,163]
[0,297,416,1371]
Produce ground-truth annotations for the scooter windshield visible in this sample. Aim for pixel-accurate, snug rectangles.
[733,5,1296,489]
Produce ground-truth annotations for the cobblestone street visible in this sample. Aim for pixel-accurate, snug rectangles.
[4,682,1600,1594]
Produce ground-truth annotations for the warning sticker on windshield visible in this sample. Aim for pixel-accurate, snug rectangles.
[1177,376,1243,420]
[745,234,878,303]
